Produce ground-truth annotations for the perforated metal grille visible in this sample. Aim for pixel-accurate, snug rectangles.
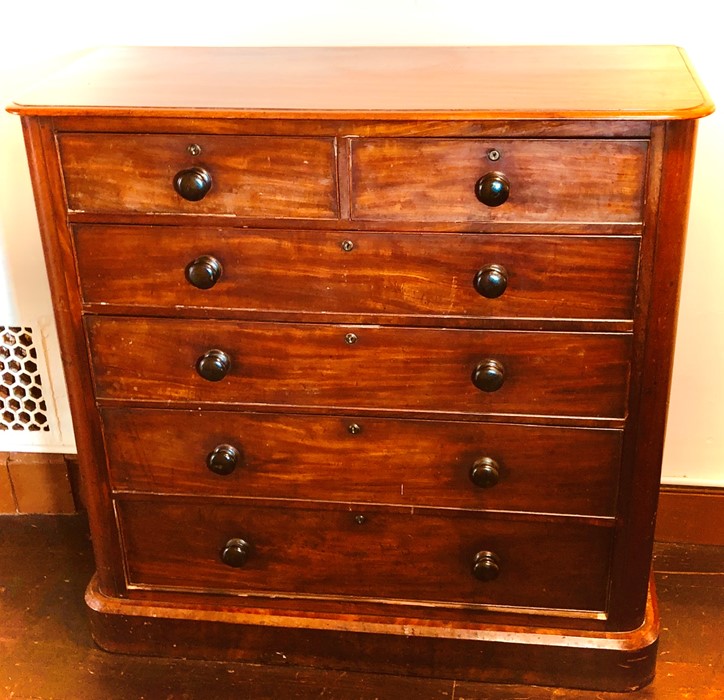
[0,326,50,432]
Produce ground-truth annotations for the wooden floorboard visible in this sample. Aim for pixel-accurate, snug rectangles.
[1,514,722,699]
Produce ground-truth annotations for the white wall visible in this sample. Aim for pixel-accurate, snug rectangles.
[1,0,722,484]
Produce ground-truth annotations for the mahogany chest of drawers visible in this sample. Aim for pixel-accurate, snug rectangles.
[10,46,713,691]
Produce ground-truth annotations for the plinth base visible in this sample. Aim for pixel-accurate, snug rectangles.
[86,576,659,692]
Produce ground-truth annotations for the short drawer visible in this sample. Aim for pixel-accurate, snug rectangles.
[103,408,622,516]
[75,226,639,322]
[57,134,338,219]
[86,318,632,419]
[350,138,647,224]
[117,497,613,612]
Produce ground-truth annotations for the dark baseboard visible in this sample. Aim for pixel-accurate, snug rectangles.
[656,485,724,546]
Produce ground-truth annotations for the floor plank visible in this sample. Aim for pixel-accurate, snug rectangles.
[1,515,722,699]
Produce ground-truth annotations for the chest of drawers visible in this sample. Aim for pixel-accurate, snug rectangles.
[10,46,712,691]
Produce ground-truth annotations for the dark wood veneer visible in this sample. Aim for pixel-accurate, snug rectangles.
[57,133,339,219]
[10,46,712,691]
[20,117,126,592]
[116,497,613,612]
[101,408,623,516]
[86,317,632,419]
[350,138,647,224]
[74,226,640,321]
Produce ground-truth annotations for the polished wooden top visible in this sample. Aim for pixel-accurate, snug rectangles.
[8,46,713,120]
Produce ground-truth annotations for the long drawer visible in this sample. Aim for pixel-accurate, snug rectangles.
[350,138,648,224]
[116,497,613,612]
[57,134,339,219]
[75,226,639,321]
[102,408,623,516]
[86,318,632,419]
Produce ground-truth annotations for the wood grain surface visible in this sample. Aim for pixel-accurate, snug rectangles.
[86,318,632,419]
[116,497,613,612]
[75,226,640,321]
[351,138,647,224]
[9,46,713,119]
[10,45,714,693]
[102,407,623,516]
[58,133,339,218]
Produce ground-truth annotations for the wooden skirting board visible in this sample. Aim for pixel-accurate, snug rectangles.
[1,451,722,545]
[655,485,724,546]
[0,452,78,514]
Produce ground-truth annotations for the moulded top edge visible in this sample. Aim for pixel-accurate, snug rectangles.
[7,45,715,122]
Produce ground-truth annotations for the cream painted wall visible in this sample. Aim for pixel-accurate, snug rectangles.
[1,1,722,483]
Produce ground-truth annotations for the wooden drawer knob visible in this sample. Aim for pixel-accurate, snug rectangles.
[472,359,506,392]
[207,444,241,476]
[221,538,250,568]
[196,349,231,382]
[470,456,500,488]
[472,550,501,581]
[173,166,212,201]
[474,171,510,207]
[186,255,222,290]
[474,264,508,299]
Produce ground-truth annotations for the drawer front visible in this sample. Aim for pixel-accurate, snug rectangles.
[350,139,647,224]
[117,498,613,612]
[57,134,338,219]
[87,318,632,419]
[103,408,622,516]
[75,226,639,322]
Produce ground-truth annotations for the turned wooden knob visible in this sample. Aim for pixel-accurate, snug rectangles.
[474,264,508,299]
[472,359,506,392]
[474,171,510,207]
[196,349,231,382]
[469,457,500,488]
[173,166,212,201]
[221,538,250,568]
[472,550,501,581]
[206,444,241,476]
[186,255,222,289]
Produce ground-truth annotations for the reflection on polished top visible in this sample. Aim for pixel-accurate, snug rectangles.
[8,45,714,120]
